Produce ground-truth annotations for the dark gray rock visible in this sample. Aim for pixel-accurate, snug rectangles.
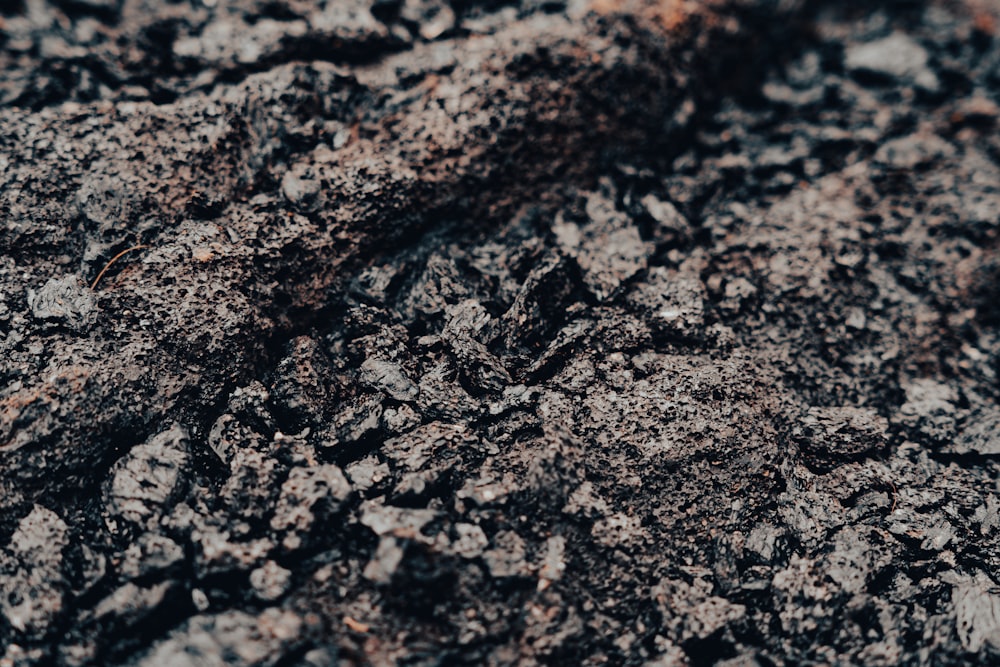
[132,609,311,667]
[270,465,352,551]
[627,266,706,338]
[269,337,336,431]
[219,448,282,526]
[104,425,190,531]
[797,407,889,470]
[359,357,420,402]
[363,536,405,584]
[845,32,940,91]
[553,189,653,302]
[896,379,961,447]
[953,572,1000,653]
[192,524,272,578]
[952,407,1000,456]
[0,506,69,640]
[875,133,956,170]
[249,561,292,602]
[118,533,185,580]
[89,581,177,632]
[640,194,691,245]
[27,276,95,330]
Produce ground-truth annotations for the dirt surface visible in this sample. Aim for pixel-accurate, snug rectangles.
[3,0,1000,664]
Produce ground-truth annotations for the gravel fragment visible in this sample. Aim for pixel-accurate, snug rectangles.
[27,276,95,330]
[845,32,940,92]
[249,561,292,602]
[270,465,352,549]
[952,407,1000,456]
[554,190,654,302]
[105,425,189,531]
[359,357,420,402]
[133,609,309,667]
[0,506,69,639]
[797,407,889,469]
[118,534,185,580]
[954,572,1000,653]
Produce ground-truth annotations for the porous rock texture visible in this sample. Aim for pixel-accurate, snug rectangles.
[2,0,1000,664]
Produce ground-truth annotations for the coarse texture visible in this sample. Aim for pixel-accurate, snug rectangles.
[2,0,1000,665]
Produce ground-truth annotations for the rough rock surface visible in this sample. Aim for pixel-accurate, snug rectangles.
[2,0,1000,664]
